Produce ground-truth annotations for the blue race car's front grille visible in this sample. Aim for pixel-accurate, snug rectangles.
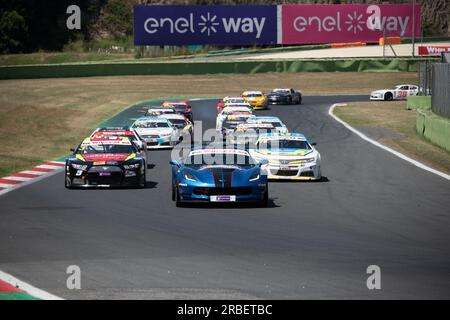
[193,187,253,196]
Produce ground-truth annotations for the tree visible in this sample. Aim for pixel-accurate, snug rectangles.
[0,10,28,53]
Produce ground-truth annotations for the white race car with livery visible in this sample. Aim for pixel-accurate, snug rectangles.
[131,117,180,149]
[249,133,321,181]
[370,84,419,101]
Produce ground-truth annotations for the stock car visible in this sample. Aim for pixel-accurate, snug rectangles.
[162,100,193,122]
[169,148,269,207]
[246,116,289,134]
[227,123,277,148]
[220,114,255,138]
[370,84,419,101]
[131,117,180,149]
[249,133,321,181]
[266,88,302,105]
[146,106,177,117]
[216,105,253,131]
[159,113,193,137]
[65,137,146,188]
[216,96,247,113]
[90,127,148,163]
[242,91,268,110]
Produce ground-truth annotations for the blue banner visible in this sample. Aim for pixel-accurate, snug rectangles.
[134,5,277,46]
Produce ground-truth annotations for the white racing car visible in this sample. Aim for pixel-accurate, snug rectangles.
[370,84,419,101]
[216,106,253,131]
[131,117,180,149]
[249,133,322,181]
[246,116,289,134]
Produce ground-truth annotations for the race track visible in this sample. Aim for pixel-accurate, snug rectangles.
[1,95,449,299]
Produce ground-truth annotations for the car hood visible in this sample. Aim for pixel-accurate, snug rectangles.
[254,148,314,157]
[183,166,259,186]
[75,153,134,162]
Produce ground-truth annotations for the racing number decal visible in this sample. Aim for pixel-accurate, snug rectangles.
[396,90,407,99]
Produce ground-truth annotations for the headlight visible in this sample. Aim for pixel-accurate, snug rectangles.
[249,172,260,181]
[124,163,140,169]
[71,163,87,170]
[302,157,315,163]
[184,172,197,182]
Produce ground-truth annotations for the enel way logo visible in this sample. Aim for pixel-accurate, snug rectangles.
[134,5,277,45]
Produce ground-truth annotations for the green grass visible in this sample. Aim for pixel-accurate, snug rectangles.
[0,52,134,66]
[334,101,450,174]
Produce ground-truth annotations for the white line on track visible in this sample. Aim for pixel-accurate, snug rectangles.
[329,103,450,181]
[20,170,48,175]
[0,270,63,300]
[2,176,32,182]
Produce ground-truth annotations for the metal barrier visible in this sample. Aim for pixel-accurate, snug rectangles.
[431,63,450,118]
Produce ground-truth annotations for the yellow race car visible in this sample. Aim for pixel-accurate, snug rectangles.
[242,91,268,110]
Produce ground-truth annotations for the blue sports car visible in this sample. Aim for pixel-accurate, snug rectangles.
[170,148,269,207]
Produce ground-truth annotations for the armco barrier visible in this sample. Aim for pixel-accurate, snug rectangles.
[416,108,450,152]
[407,96,431,110]
[0,59,430,80]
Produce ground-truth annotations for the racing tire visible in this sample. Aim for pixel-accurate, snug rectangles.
[384,92,393,101]
[138,169,146,188]
[259,188,269,207]
[65,176,73,189]
[171,183,175,201]
[287,97,292,105]
[175,187,183,207]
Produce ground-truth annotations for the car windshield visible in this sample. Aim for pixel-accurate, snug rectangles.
[95,133,137,141]
[226,99,245,103]
[167,119,186,126]
[169,104,187,112]
[274,90,289,94]
[185,153,256,169]
[258,139,311,150]
[244,93,262,98]
[76,144,135,154]
[132,121,170,128]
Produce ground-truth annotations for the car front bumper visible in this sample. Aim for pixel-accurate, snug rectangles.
[177,184,267,202]
[266,163,321,180]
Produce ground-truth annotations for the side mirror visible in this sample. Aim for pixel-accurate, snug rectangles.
[169,160,181,167]
[259,159,268,166]
[311,142,317,146]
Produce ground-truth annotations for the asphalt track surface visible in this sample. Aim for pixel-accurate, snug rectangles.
[1,96,449,299]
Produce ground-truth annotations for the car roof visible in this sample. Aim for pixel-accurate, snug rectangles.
[134,117,170,122]
[159,114,187,120]
[242,91,263,95]
[273,88,291,91]
[247,116,281,121]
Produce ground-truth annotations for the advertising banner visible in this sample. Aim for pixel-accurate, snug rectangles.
[281,4,421,45]
[418,46,450,56]
[134,5,277,45]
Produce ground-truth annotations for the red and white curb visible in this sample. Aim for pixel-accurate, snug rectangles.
[0,161,65,196]
[0,270,63,300]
